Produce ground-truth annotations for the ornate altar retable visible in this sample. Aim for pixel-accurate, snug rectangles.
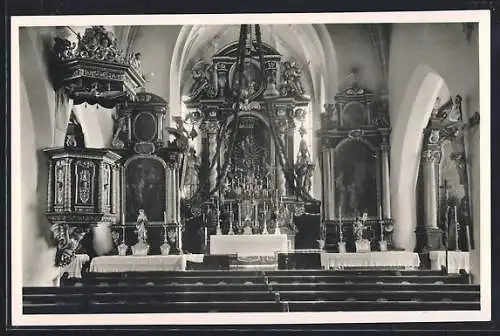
[178,25,321,257]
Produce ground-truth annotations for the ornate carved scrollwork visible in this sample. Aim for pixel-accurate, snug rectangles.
[51,223,89,267]
[52,26,145,107]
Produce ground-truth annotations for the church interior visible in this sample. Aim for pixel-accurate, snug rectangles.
[16,22,483,314]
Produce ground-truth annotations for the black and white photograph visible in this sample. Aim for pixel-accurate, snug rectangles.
[10,11,491,326]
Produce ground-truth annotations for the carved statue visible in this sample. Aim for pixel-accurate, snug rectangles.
[53,37,77,60]
[102,165,111,206]
[135,209,148,243]
[55,165,65,203]
[295,139,314,194]
[183,147,200,199]
[280,60,309,99]
[188,61,215,98]
[353,213,368,241]
[111,115,127,148]
[129,52,142,70]
[51,224,87,267]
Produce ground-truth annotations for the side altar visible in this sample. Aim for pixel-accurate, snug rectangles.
[318,80,395,253]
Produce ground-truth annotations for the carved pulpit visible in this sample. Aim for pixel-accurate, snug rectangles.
[319,85,394,253]
[44,148,122,266]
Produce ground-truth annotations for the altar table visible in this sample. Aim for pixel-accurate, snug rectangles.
[210,234,289,257]
[320,252,421,270]
[89,255,204,273]
[429,251,470,273]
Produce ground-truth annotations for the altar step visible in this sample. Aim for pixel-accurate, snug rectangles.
[23,270,479,313]
[60,270,471,286]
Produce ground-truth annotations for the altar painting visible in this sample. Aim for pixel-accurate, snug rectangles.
[125,157,166,223]
[334,140,378,218]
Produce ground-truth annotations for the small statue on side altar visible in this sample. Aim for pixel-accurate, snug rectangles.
[354,212,371,253]
[132,209,150,256]
[295,139,315,195]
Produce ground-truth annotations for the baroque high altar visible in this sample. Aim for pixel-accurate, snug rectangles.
[180,33,318,251]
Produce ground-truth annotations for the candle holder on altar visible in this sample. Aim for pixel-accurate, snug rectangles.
[262,203,269,235]
[338,209,347,253]
[118,215,128,256]
[377,206,387,251]
[215,200,222,235]
[160,225,171,255]
[354,213,371,253]
[228,202,235,235]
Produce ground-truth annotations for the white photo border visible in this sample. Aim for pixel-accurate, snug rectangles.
[10,10,491,326]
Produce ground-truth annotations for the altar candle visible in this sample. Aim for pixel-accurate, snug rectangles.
[163,211,167,224]
[454,206,459,250]
[122,213,125,225]
[466,225,472,251]
[379,205,383,220]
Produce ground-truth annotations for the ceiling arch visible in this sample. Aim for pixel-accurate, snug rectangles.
[170,24,338,119]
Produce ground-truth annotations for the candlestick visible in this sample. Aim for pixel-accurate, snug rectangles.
[466,225,472,251]
[228,202,234,235]
[454,205,459,251]
[338,207,343,243]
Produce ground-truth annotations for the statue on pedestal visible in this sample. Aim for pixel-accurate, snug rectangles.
[354,212,371,253]
[132,209,150,256]
[295,139,315,195]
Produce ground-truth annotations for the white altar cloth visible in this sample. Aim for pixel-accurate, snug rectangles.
[429,251,470,273]
[210,234,288,257]
[89,255,187,273]
[321,252,421,270]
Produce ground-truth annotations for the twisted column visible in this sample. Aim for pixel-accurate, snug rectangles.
[275,119,288,196]
[201,120,220,195]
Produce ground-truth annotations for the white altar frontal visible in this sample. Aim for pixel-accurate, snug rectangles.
[321,252,421,270]
[88,255,205,273]
[210,234,289,257]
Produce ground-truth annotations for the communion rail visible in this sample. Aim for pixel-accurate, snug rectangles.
[23,269,479,314]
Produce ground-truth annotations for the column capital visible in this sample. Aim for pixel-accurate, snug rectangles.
[200,120,220,136]
[380,141,390,152]
[421,148,442,164]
